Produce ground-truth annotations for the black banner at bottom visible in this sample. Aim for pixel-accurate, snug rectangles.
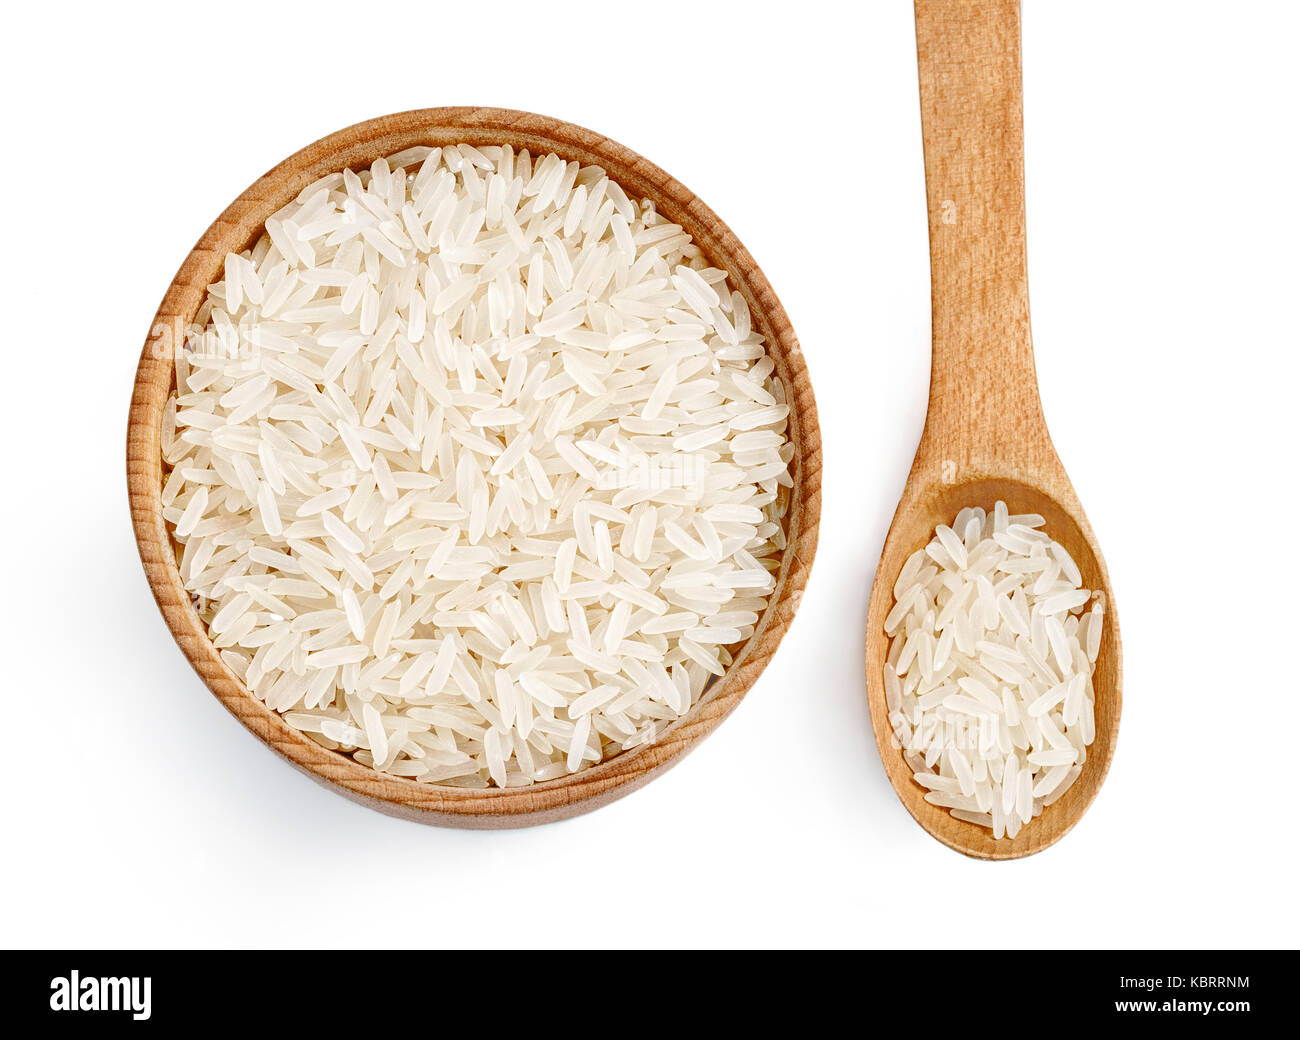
[2,950,1277,1027]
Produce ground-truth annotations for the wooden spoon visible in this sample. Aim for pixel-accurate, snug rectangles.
[864,0,1122,858]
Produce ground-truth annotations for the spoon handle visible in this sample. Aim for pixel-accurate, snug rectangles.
[915,0,1052,471]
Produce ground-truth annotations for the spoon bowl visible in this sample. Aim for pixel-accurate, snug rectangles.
[865,1,1122,858]
[867,473,1121,859]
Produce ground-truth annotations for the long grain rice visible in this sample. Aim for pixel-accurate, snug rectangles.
[162,145,793,788]
[885,502,1103,837]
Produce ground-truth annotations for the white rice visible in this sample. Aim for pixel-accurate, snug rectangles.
[161,144,793,788]
[884,503,1103,839]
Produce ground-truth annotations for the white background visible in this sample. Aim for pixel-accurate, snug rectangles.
[2,0,1296,949]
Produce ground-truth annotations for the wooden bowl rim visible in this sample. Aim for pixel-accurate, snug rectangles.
[126,106,822,827]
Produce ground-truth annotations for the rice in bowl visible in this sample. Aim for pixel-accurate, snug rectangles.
[161,143,794,788]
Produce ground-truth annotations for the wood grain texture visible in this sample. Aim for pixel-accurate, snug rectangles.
[864,2,1122,858]
[127,107,822,828]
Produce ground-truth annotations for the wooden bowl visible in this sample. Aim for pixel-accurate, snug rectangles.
[127,107,822,827]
